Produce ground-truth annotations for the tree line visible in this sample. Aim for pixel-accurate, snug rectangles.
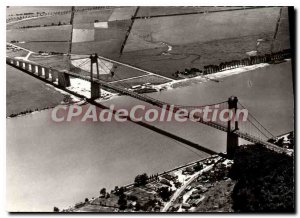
[174,49,291,78]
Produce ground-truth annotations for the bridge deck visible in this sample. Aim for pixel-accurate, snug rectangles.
[6,57,293,156]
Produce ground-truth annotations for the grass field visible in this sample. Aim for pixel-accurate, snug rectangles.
[6,6,71,18]
[124,7,281,52]
[7,25,72,42]
[18,41,70,53]
[73,9,114,25]
[108,7,137,21]
[120,34,274,79]
[120,7,290,79]
[136,6,245,17]
[6,65,67,116]
[6,49,29,58]
[28,54,71,70]
[7,14,71,30]
[7,21,130,58]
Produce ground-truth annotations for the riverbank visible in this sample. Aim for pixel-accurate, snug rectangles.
[62,154,233,212]
[154,61,282,90]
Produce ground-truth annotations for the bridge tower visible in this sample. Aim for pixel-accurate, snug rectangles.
[227,96,239,159]
[90,54,101,100]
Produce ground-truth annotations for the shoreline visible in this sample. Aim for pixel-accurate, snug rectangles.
[153,61,281,90]
[6,60,285,119]
[63,154,222,211]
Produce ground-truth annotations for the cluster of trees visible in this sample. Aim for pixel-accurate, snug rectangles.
[268,132,294,149]
[229,144,294,212]
[18,21,67,29]
[173,49,291,78]
[134,173,149,187]
[8,106,52,118]
[157,187,173,202]
[193,162,204,171]
[134,173,160,186]
[37,51,64,55]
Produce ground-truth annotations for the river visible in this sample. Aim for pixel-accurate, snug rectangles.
[6,61,294,211]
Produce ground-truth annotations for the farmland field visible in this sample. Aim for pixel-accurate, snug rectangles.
[73,9,114,25]
[7,14,71,30]
[120,7,290,79]
[28,54,71,70]
[136,6,246,17]
[120,35,274,79]
[6,6,71,18]
[124,7,281,52]
[16,41,70,54]
[7,25,72,42]
[108,7,137,21]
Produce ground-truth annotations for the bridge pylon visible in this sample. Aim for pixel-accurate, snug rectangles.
[90,53,101,100]
[227,96,239,159]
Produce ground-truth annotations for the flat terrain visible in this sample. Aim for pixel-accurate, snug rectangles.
[136,6,245,17]
[125,7,281,52]
[6,65,67,116]
[120,35,274,79]
[120,7,290,79]
[7,14,72,30]
[108,7,137,21]
[7,25,72,42]
[7,7,290,80]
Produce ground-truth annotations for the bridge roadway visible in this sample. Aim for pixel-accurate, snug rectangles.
[64,70,292,156]
[6,56,292,156]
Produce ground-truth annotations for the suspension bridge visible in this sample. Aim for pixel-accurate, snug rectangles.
[6,53,293,157]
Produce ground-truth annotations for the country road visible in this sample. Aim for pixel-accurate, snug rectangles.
[161,158,221,212]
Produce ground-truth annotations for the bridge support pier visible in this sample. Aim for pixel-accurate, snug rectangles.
[18,60,24,69]
[32,64,37,74]
[25,62,30,71]
[51,70,58,82]
[12,59,18,66]
[57,71,71,88]
[44,68,50,79]
[91,82,101,100]
[226,96,239,159]
[37,66,43,77]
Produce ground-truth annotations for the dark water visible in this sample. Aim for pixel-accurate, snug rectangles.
[6,61,294,211]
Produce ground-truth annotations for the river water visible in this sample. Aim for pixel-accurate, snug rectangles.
[6,61,294,211]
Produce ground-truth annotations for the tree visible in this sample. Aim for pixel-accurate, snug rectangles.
[118,193,127,210]
[158,187,172,202]
[53,207,59,212]
[193,162,203,171]
[287,132,294,149]
[267,138,276,144]
[134,173,149,187]
[100,188,106,197]
[276,137,285,147]
[229,144,294,212]
[115,186,125,196]
[135,202,141,211]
